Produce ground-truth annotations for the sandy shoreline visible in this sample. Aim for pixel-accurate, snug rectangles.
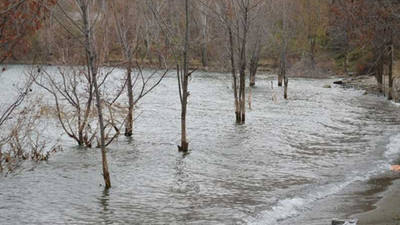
[352,178,400,225]
[336,75,400,224]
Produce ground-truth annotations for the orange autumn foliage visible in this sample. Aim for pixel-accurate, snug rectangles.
[0,0,57,63]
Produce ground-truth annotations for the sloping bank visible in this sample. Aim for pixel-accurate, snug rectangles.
[340,61,400,101]
[352,178,400,225]
[337,70,400,224]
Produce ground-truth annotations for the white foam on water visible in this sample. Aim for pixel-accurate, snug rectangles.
[384,133,400,160]
[248,133,400,225]
[390,101,400,107]
[246,178,360,225]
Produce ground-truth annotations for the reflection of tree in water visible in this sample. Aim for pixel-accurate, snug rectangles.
[172,153,202,223]
[173,153,200,194]
[98,188,114,225]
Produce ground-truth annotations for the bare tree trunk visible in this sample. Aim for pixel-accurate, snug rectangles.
[278,69,283,86]
[310,37,315,70]
[125,60,134,136]
[344,47,347,74]
[239,67,246,123]
[92,58,111,188]
[201,43,207,68]
[388,42,393,100]
[248,85,252,109]
[375,50,383,92]
[228,27,240,123]
[81,1,111,188]
[282,3,288,99]
[200,3,208,67]
[284,77,288,99]
[179,0,190,152]
[282,48,288,99]
[0,148,2,173]
[306,0,315,71]
[249,50,259,87]
[239,5,248,124]
[378,55,384,93]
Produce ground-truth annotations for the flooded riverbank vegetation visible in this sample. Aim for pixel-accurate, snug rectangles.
[1,0,400,224]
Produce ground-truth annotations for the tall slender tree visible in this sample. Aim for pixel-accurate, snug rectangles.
[178,0,191,152]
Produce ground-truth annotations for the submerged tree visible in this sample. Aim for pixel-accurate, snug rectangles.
[148,0,194,152]
[271,0,298,98]
[178,0,191,152]
[280,1,289,99]
[42,0,118,188]
[110,0,167,137]
[0,0,58,174]
[208,0,265,122]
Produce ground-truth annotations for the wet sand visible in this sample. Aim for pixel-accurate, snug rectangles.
[353,178,400,225]
[338,75,400,224]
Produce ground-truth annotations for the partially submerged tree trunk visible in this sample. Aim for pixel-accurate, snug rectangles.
[282,2,289,99]
[238,4,249,124]
[249,25,261,87]
[111,1,167,137]
[81,1,111,188]
[0,149,2,173]
[91,59,111,189]
[248,85,252,109]
[278,70,283,86]
[249,48,260,87]
[178,0,190,152]
[284,77,288,99]
[125,61,134,136]
[200,2,208,67]
[228,27,241,123]
[281,48,288,99]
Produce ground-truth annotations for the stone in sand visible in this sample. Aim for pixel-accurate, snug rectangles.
[332,218,358,225]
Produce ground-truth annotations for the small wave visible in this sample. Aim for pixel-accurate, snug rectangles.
[248,133,400,225]
[246,197,308,224]
[384,134,400,160]
[246,178,361,225]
